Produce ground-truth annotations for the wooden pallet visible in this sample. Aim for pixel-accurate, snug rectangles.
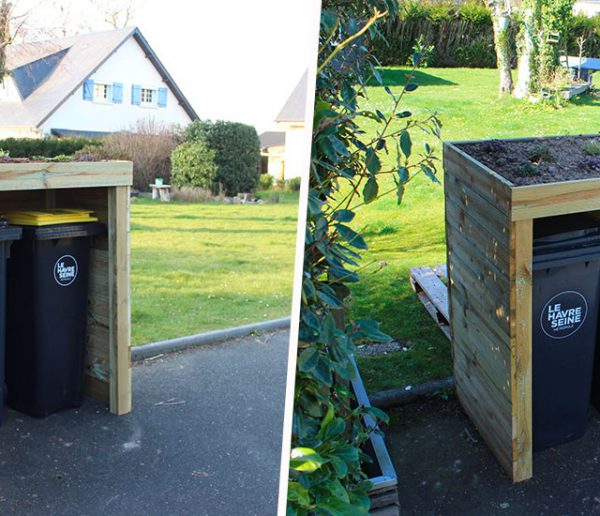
[409,264,451,341]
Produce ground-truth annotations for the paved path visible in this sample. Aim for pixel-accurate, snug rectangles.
[386,395,600,515]
[0,330,290,515]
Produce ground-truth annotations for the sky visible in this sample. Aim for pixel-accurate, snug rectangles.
[15,0,320,132]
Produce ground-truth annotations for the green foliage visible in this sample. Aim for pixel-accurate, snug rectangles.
[289,4,440,514]
[183,120,261,196]
[285,177,302,192]
[170,142,218,190]
[581,141,600,156]
[373,1,508,68]
[258,173,274,190]
[528,145,555,164]
[0,137,101,158]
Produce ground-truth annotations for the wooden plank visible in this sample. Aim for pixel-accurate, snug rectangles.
[0,161,132,191]
[511,179,600,221]
[409,266,449,322]
[444,142,513,210]
[433,263,447,280]
[509,219,533,482]
[108,186,132,415]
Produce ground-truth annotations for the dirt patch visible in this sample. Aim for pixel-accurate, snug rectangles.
[459,135,600,186]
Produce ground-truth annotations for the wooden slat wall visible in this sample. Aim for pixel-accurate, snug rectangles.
[444,144,515,477]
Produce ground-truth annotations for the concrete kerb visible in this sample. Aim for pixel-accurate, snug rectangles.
[131,317,291,361]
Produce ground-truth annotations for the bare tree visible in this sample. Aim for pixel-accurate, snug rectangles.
[95,0,136,29]
[513,2,536,99]
[0,0,33,80]
[489,0,514,96]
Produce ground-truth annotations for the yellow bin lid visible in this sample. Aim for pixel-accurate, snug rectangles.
[1,209,99,226]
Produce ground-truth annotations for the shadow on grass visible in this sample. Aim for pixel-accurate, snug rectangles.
[570,91,600,108]
[367,68,458,87]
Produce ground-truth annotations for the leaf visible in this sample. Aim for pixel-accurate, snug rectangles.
[398,166,409,183]
[329,135,350,157]
[333,209,355,223]
[330,456,348,478]
[307,192,323,215]
[330,445,359,464]
[322,312,336,345]
[365,148,381,175]
[323,417,345,440]
[287,482,311,507]
[340,80,356,111]
[290,447,326,473]
[313,358,333,386]
[396,183,405,205]
[405,83,418,92]
[356,319,391,342]
[298,348,320,372]
[336,224,367,250]
[366,406,390,424]
[396,111,411,118]
[421,164,440,184]
[400,131,412,159]
[317,290,342,308]
[363,177,378,204]
[318,497,363,516]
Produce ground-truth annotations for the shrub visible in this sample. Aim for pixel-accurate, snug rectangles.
[285,176,302,192]
[74,119,179,191]
[183,120,261,196]
[170,186,214,203]
[258,173,274,190]
[170,141,218,190]
[0,136,100,158]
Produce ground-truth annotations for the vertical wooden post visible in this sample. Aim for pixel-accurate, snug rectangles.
[510,219,533,481]
[108,186,131,415]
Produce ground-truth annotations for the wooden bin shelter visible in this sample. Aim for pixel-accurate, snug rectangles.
[444,136,600,482]
[0,161,133,415]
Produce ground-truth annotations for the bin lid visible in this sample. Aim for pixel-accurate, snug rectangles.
[0,218,22,242]
[534,213,600,244]
[21,222,106,241]
[1,209,98,226]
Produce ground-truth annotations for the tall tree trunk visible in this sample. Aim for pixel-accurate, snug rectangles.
[490,0,513,96]
[0,1,11,81]
[514,6,536,99]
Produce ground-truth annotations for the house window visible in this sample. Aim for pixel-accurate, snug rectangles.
[141,88,155,105]
[94,82,112,102]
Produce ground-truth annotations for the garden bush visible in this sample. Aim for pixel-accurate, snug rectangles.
[170,141,218,190]
[183,120,261,196]
[75,119,178,191]
[285,176,301,192]
[258,173,274,190]
[0,136,100,158]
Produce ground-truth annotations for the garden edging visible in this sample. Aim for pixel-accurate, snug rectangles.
[132,317,291,361]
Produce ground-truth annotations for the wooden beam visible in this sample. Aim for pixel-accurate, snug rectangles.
[108,186,132,415]
[510,219,533,482]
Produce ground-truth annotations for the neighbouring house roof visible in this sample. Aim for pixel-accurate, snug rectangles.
[275,70,308,124]
[0,27,198,128]
[50,128,111,138]
[259,131,285,150]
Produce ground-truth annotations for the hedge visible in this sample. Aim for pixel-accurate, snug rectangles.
[0,137,101,158]
[184,120,261,196]
[373,1,600,69]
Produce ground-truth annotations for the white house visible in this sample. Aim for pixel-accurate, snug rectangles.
[260,70,308,180]
[0,27,197,138]
[574,1,600,16]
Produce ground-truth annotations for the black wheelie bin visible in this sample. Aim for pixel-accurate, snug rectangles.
[532,213,600,451]
[2,210,105,417]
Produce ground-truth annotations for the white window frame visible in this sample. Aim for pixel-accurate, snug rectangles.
[93,82,113,104]
[140,86,158,108]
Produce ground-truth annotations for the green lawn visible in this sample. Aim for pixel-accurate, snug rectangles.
[355,67,600,393]
[130,191,298,345]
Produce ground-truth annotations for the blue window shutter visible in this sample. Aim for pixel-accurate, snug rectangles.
[157,87,168,108]
[83,79,94,101]
[131,84,141,105]
[112,82,123,104]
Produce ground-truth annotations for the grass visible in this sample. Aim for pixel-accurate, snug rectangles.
[130,191,298,345]
[355,67,600,394]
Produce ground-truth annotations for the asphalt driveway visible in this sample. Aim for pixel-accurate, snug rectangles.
[0,329,290,515]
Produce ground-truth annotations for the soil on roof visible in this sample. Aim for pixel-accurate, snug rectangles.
[458,135,600,186]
